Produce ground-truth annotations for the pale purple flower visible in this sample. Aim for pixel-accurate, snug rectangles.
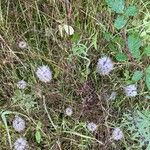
[14,137,28,150]
[124,84,137,97]
[112,127,123,141]
[13,116,25,132]
[18,41,27,49]
[65,107,73,116]
[17,80,27,90]
[36,65,52,82]
[97,56,114,75]
[87,122,97,132]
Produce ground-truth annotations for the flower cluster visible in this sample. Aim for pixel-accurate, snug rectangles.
[97,56,114,75]
[36,65,52,83]
[112,127,123,141]
[14,137,28,150]
[87,122,97,132]
[65,107,73,116]
[18,41,27,49]
[17,80,27,90]
[13,116,25,132]
[124,84,137,97]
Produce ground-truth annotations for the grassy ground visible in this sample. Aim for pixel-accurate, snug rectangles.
[0,0,150,150]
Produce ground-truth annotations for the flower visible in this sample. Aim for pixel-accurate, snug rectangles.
[112,127,123,141]
[13,137,28,150]
[13,116,25,132]
[17,80,27,90]
[18,41,27,49]
[65,107,73,116]
[36,65,52,82]
[87,122,97,132]
[124,84,137,97]
[97,56,114,75]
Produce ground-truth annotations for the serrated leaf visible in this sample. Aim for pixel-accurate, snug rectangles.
[115,53,128,61]
[125,6,138,16]
[132,71,143,82]
[146,66,150,91]
[114,16,127,29]
[35,130,42,144]
[144,46,150,56]
[128,35,141,59]
[103,32,112,41]
[106,0,125,13]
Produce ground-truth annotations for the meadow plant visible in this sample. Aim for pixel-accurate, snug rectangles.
[87,122,97,132]
[36,65,52,83]
[12,116,25,132]
[18,41,27,49]
[17,80,27,90]
[124,84,137,97]
[13,137,28,150]
[65,107,73,116]
[97,56,114,75]
[112,127,123,141]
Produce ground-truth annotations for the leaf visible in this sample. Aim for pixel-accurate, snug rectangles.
[146,66,150,91]
[132,71,143,82]
[103,32,112,41]
[144,46,150,56]
[35,130,42,144]
[106,0,125,13]
[128,35,141,59]
[63,24,74,35]
[92,33,98,50]
[114,16,127,29]
[125,6,138,16]
[115,53,128,61]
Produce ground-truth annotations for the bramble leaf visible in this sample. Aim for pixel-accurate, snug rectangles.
[106,0,125,13]
[128,35,141,59]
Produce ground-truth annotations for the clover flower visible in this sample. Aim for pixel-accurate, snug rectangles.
[87,122,97,132]
[13,116,25,132]
[36,65,52,82]
[112,127,123,141]
[65,107,73,116]
[18,41,27,49]
[17,80,27,90]
[14,137,28,150]
[124,84,137,97]
[97,56,114,75]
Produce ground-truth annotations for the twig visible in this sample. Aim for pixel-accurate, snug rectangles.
[43,96,57,130]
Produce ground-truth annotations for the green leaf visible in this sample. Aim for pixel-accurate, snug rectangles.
[108,43,118,52]
[132,71,143,82]
[106,0,125,13]
[103,32,112,41]
[125,6,138,16]
[146,66,150,91]
[115,53,128,61]
[114,16,127,29]
[128,35,141,59]
[92,33,98,50]
[35,130,42,144]
[144,46,150,56]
